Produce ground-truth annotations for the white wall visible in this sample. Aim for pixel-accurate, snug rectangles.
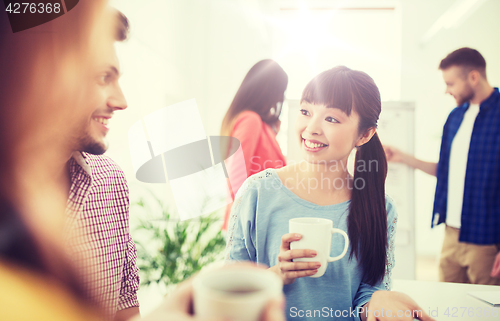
[271,4,402,101]
[400,0,500,256]
[107,0,275,218]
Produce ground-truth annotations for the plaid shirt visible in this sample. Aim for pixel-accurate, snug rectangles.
[432,87,500,245]
[65,152,139,319]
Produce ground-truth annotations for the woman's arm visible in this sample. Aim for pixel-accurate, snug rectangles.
[352,197,397,319]
[224,176,259,262]
[352,198,398,311]
[356,198,434,321]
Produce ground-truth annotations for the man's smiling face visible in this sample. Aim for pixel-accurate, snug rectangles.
[74,44,127,155]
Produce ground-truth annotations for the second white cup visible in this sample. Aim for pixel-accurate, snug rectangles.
[289,217,349,278]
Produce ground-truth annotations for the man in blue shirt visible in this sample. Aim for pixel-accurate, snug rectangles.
[384,48,500,285]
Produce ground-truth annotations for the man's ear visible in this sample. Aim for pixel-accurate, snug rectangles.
[468,70,480,86]
[356,127,376,147]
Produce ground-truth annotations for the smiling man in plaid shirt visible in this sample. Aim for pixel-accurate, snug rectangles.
[385,48,500,285]
[62,10,140,321]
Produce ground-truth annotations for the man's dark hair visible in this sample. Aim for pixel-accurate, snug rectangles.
[115,10,129,41]
[439,47,487,79]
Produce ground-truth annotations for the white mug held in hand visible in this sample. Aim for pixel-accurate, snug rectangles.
[289,217,349,278]
[193,267,283,321]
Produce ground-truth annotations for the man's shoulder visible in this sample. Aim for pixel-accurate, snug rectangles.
[80,152,127,181]
[80,152,122,170]
[449,104,467,116]
[442,104,467,128]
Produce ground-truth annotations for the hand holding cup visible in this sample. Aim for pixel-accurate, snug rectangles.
[288,217,349,278]
[269,233,321,285]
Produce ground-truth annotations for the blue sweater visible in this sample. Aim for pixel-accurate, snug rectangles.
[225,168,398,321]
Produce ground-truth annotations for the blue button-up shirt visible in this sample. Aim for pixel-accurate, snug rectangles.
[432,87,500,245]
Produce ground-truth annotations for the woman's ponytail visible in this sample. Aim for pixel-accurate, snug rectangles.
[348,132,388,286]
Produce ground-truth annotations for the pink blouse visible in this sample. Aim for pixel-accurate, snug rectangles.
[223,110,286,230]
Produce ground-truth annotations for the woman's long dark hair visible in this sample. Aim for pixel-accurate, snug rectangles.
[301,66,388,286]
[221,59,288,136]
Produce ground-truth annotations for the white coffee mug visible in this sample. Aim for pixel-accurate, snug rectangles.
[289,217,349,278]
[193,267,283,321]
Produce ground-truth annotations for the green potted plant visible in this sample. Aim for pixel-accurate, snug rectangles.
[132,192,227,293]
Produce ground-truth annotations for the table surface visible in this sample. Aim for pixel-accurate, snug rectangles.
[392,279,500,320]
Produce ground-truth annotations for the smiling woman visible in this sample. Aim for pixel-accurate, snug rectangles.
[297,66,388,284]
[226,66,433,321]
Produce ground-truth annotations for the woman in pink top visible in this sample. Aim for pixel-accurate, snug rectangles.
[221,59,288,230]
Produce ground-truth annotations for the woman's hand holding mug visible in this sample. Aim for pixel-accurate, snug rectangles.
[269,233,320,285]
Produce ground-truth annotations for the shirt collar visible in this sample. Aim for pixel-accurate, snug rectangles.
[458,87,499,113]
[479,87,499,111]
[71,151,92,177]
[65,152,93,219]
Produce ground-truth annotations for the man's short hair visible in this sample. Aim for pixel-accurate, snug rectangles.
[439,47,487,79]
[115,10,129,41]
